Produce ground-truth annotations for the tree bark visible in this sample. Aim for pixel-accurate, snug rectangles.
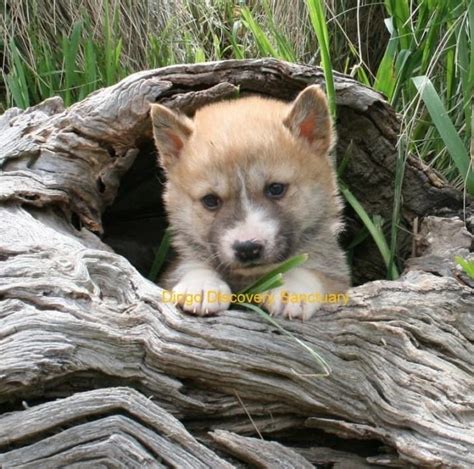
[0,59,472,468]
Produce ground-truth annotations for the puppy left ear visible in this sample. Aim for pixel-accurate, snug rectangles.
[283,85,334,154]
[150,103,194,170]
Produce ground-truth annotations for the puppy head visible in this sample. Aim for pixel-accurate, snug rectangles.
[150,86,340,276]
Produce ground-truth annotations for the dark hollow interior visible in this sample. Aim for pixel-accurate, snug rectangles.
[102,140,173,279]
[102,135,409,287]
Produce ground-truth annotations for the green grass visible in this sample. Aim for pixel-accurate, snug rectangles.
[413,75,474,195]
[237,252,330,375]
[340,183,399,280]
[1,0,471,280]
[455,256,474,279]
[149,233,330,374]
[240,302,331,376]
[148,229,172,282]
[238,253,308,294]
[305,0,336,118]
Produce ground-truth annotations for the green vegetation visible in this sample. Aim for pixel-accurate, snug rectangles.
[147,231,328,370]
[455,256,474,279]
[240,302,331,376]
[238,253,308,294]
[237,252,331,375]
[340,183,399,280]
[148,229,172,282]
[2,0,472,281]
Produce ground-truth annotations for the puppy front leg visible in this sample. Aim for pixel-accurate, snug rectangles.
[262,267,348,320]
[162,260,231,316]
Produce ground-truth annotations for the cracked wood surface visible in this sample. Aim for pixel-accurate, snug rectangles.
[0,204,472,467]
[0,59,473,468]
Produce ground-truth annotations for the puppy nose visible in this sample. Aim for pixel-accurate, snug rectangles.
[233,240,263,262]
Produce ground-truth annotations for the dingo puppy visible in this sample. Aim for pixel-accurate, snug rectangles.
[150,85,349,319]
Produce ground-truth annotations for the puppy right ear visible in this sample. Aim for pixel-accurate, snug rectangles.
[150,104,193,169]
[283,85,333,156]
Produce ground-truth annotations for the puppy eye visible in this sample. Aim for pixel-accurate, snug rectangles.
[265,183,287,199]
[201,194,221,210]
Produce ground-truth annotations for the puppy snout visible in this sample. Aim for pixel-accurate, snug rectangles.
[233,240,263,262]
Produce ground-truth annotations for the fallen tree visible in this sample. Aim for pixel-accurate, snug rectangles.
[0,59,472,468]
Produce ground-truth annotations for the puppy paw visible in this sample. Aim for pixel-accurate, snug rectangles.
[264,292,321,320]
[262,268,324,321]
[172,270,231,316]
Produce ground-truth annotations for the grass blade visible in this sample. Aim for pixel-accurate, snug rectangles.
[104,0,117,86]
[148,229,172,282]
[385,0,411,51]
[455,256,474,279]
[305,0,336,118]
[5,74,25,108]
[388,136,406,278]
[63,20,82,106]
[458,12,472,142]
[245,273,284,295]
[240,6,278,58]
[8,40,30,108]
[340,183,399,279]
[239,253,309,294]
[229,20,246,59]
[470,0,474,89]
[239,302,331,376]
[194,47,206,63]
[374,17,398,99]
[83,38,98,97]
[413,75,474,195]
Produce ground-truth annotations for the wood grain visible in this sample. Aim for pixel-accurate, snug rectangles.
[0,59,472,468]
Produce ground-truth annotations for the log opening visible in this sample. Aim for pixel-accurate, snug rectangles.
[102,140,169,277]
[0,59,472,468]
[96,62,465,285]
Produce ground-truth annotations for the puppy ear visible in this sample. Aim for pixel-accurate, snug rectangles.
[150,104,194,169]
[283,85,334,154]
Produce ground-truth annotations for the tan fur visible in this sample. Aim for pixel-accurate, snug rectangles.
[150,85,350,319]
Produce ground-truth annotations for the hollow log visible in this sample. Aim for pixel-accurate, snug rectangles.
[0,59,472,468]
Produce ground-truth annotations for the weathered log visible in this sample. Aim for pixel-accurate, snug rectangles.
[210,430,314,468]
[0,387,233,468]
[0,59,466,282]
[0,59,473,468]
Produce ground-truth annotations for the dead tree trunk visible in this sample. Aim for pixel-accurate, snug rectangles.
[0,59,472,468]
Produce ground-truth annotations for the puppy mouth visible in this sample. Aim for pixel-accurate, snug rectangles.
[235,260,266,269]
[231,251,276,268]
[231,258,283,274]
